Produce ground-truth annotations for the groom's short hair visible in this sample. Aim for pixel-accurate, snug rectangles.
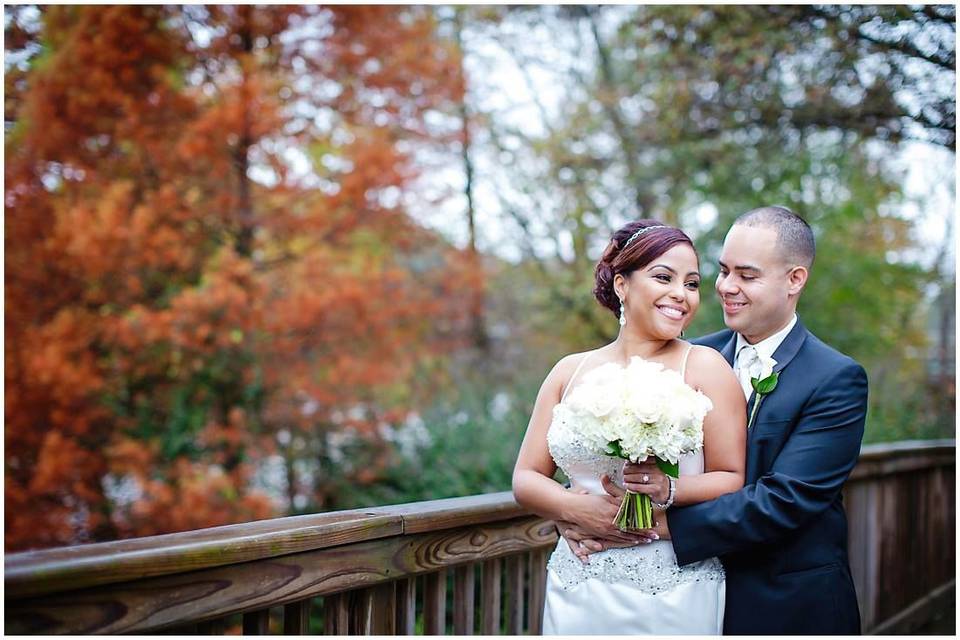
[734,206,815,269]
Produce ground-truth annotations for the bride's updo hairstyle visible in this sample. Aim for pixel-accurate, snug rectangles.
[593,220,697,318]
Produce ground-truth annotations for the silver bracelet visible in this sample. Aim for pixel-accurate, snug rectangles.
[651,476,676,510]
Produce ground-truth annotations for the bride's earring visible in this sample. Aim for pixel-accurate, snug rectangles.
[619,298,626,327]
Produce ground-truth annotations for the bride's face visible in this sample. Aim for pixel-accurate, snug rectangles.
[616,243,701,340]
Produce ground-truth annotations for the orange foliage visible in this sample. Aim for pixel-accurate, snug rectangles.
[5,6,474,550]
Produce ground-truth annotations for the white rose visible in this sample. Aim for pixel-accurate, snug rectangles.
[757,354,777,380]
[577,388,618,418]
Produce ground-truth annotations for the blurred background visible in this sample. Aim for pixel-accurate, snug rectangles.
[4,5,955,552]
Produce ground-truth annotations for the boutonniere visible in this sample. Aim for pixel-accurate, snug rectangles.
[747,354,779,430]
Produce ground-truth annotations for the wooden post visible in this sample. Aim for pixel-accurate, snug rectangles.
[370,581,397,634]
[242,609,269,635]
[453,563,476,634]
[283,600,311,635]
[504,555,525,634]
[527,549,548,634]
[396,577,417,635]
[424,570,447,635]
[480,558,502,634]
[324,593,350,635]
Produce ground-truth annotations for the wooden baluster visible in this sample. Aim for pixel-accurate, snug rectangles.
[197,617,227,635]
[324,593,350,635]
[283,599,311,635]
[242,609,270,635]
[453,563,476,634]
[396,577,417,635]
[353,588,374,634]
[504,555,525,634]
[370,581,397,634]
[480,558,502,634]
[424,570,447,635]
[527,549,548,634]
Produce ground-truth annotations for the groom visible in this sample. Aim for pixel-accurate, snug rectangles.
[563,206,868,634]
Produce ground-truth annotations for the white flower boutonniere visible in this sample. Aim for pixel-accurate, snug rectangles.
[747,355,779,430]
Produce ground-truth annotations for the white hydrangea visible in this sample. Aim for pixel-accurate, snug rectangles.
[563,356,712,464]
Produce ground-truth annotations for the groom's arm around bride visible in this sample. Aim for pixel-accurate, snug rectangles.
[667,208,868,635]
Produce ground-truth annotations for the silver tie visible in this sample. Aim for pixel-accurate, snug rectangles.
[737,345,761,399]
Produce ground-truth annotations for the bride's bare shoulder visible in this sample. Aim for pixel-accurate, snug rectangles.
[546,348,604,387]
[686,345,736,382]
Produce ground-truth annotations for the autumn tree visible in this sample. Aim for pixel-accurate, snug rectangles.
[5,5,473,549]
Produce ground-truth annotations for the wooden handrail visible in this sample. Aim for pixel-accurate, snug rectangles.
[5,440,954,635]
[5,492,528,599]
[848,440,955,480]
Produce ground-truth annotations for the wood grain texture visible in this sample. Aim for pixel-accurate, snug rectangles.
[369,581,396,634]
[5,492,525,599]
[480,558,502,634]
[527,548,548,634]
[4,444,954,636]
[504,554,524,635]
[395,577,416,635]
[282,599,311,635]
[423,570,447,635]
[352,588,374,634]
[844,452,956,634]
[323,593,348,635]
[5,516,555,634]
[847,449,955,481]
[5,512,402,599]
[453,563,476,634]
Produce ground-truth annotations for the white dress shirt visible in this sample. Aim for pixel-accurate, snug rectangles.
[734,314,798,399]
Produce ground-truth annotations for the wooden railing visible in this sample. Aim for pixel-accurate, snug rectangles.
[5,493,556,634]
[5,440,954,635]
[842,439,955,634]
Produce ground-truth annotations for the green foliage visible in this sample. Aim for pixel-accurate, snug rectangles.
[325,381,535,510]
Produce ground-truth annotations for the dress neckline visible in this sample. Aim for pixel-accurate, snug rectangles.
[558,344,696,408]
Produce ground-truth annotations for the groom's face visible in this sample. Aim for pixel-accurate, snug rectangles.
[715,224,796,344]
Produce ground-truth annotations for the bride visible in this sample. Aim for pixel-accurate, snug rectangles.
[512,220,746,634]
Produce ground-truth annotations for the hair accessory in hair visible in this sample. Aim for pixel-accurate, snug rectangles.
[623,225,669,249]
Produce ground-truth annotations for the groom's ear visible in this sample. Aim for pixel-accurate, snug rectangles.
[786,265,808,296]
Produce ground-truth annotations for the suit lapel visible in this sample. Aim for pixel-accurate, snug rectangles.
[770,318,808,374]
[720,332,737,368]
[746,318,808,431]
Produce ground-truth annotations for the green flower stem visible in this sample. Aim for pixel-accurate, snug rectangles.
[747,395,765,430]
[614,491,653,531]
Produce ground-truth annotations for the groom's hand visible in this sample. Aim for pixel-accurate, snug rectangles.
[652,508,672,540]
[557,520,656,562]
[555,480,656,563]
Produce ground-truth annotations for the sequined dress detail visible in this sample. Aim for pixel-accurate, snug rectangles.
[541,347,726,635]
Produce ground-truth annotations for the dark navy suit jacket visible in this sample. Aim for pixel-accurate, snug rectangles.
[670,319,868,635]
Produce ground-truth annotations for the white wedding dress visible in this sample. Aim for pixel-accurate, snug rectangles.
[542,350,725,635]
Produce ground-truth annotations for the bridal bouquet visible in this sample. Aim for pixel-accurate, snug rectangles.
[564,356,713,530]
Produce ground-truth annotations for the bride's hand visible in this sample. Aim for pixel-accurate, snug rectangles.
[623,461,670,504]
[558,521,656,563]
[562,475,656,539]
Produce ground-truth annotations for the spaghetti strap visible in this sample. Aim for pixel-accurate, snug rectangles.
[561,352,594,403]
[680,343,694,382]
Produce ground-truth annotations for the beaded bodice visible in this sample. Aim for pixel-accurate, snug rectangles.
[545,358,725,595]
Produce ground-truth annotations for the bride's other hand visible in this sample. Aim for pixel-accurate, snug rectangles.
[558,520,656,563]
[623,461,670,504]
[556,520,602,564]
[560,474,646,542]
